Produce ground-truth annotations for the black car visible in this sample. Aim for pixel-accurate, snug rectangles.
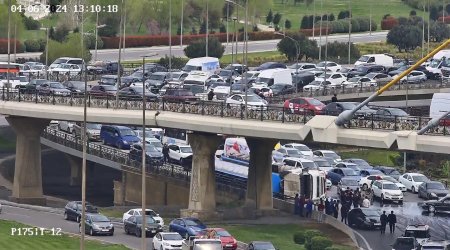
[346,64,386,78]
[388,65,433,79]
[120,76,142,88]
[64,201,98,222]
[98,75,118,86]
[20,79,48,93]
[323,102,375,117]
[225,63,248,75]
[347,208,382,229]
[79,213,114,236]
[373,166,401,180]
[247,241,276,250]
[218,69,240,83]
[255,62,287,71]
[87,61,122,75]
[63,81,90,94]
[418,181,449,200]
[145,72,170,90]
[292,71,315,90]
[372,107,409,122]
[343,158,372,169]
[129,143,163,165]
[124,215,162,238]
[270,83,295,96]
[392,237,419,250]
[420,195,450,213]
[117,86,158,101]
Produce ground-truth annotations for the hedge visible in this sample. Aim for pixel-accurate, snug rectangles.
[24,40,41,52]
[310,236,332,250]
[293,231,306,244]
[438,16,450,24]
[299,27,331,36]
[0,39,24,53]
[381,17,399,30]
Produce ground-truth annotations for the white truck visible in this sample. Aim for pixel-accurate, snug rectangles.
[280,167,326,201]
[254,68,293,87]
[182,237,222,250]
[221,137,250,165]
[183,57,220,74]
[354,54,394,67]
[427,50,450,79]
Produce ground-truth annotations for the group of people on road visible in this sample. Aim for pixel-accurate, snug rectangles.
[294,194,315,218]
[380,211,397,234]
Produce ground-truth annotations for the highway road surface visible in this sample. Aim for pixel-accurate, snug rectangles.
[0,31,387,62]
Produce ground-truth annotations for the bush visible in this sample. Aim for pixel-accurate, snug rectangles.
[338,10,351,20]
[381,17,399,30]
[303,230,324,250]
[157,56,188,70]
[299,27,331,36]
[410,10,417,16]
[293,231,306,244]
[0,39,24,53]
[321,41,361,62]
[325,247,347,250]
[37,38,46,51]
[24,40,41,52]
[354,17,371,32]
[23,16,41,30]
[184,37,225,58]
[311,236,332,250]
[83,34,104,49]
[351,19,360,32]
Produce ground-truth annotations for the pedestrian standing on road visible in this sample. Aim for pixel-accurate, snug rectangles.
[333,200,339,219]
[387,211,397,234]
[331,94,338,102]
[325,198,331,215]
[162,143,170,163]
[353,190,361,208]
[299,194,305,217]
[362,196,371,208]
[207,89,215,101]
[340,203,349,225]
[305,197,313,218]
[317,198,325,222]
[294,194,300,215]
[380,211,388,234]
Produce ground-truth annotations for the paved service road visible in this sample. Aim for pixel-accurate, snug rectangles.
[327,186,450,250]
[0,205,151,250]
[0,32,387,62]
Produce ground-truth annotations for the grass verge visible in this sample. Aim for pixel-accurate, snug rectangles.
[217,224,355,250]
[340,149,400,167]
[0,219,129,250]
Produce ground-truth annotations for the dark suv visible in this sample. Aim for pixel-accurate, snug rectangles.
[64,201,98,222]
[162,88,199,103]
[346,64,386,78]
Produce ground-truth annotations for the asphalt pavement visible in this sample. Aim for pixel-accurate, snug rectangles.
[0,31,387,61]
[327,186,450,250]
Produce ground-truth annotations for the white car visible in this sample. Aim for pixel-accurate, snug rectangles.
[283,143,313,157]
[122,208,164,226]
[380,175,406,192]
[316,61,342,72]
[393,70,427,84]
[49,63,82,76]
[302,80,330,92]
[58,121,75,133]
[371,180,403,203]
[342,76,377,88]
[225,94,268,110]
[399,173,429,193]
[30,65,47,76]
[313,150,342,164]
[153,232,184,250]
[168,144,193,164]
[359,175,384,190]
[314,72,346,87]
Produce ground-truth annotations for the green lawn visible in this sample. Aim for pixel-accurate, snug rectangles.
[218,224,354,250]
[0,220,129,250]
[340,149,400,167]
[271,0,426,31]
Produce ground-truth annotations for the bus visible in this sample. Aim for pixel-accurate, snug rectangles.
[162,128,188,145]
[0,62,22,89]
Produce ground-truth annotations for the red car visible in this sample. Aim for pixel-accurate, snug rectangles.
[201,228,237,250]
[283,97,325,115]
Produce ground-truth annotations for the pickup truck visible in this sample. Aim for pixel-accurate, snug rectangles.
[182,237,222,250]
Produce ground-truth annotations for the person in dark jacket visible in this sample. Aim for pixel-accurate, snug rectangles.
[331,94,338,102]
[162,143,170,163]
[387,211,397,234]
[333,200,339,219]
[294,194,300,215]
[299,195,305,217]
[207,89,215,101]
[380,211,388,234]
[340,203,349,224]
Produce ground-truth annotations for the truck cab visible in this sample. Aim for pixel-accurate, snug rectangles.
[404,224,431,246]
[182,237,223,250]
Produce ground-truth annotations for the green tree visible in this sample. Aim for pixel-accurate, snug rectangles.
[50,23,70,42]
[40,33,91,65]
[387,24,422,52]
[285,19,292,29]
[266,9,273,24]
[320,41,361,61]
[273,12,282,26]
[184,37,225,58]
[222,2,234,20]
[430,5,439,21]
[277,32,318,61]
[426,21,450,42]
[0,2,24,39]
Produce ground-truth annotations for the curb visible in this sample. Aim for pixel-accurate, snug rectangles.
[0,199,64,214]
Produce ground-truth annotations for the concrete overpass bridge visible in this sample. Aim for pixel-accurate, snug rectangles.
[1,91,449,219]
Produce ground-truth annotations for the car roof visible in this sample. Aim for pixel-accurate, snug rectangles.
[375,180,395,184]
[405,173,425,176]
[405,224,430,230]
[284,143,308,147]
[316,150,336,153]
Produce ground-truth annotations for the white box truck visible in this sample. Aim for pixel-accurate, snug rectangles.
[254,68,293,87]
[183,57,220,74]
[354,54,394,67]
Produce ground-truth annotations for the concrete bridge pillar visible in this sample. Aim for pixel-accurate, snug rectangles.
[181,133,222,220]
[66,154,82,186]
[246,137,278,213]
[6,116,49,205]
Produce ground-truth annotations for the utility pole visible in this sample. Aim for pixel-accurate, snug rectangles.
[169,0,172,79]
[369,1,372,35]
[348,0,352,65]
[244,0,248,118]
[94,11,99,61]
[312,0,316,40]
[206,0,209,57]
[180,0,184,47]
[140,55,148,250]
[80,9,86,250]
[7,0,11,89]
[319,0,323,60]
[226,2,229,44]
[116,0,124,107]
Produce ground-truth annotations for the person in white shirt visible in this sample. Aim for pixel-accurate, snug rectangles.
[362,196,371,208]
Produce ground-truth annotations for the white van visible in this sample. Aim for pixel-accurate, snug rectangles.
[355,54,394,67]
[254,68,293,87]
[430,93,450,120]
[182,57,219,74]
[428,50,450,79]
[49,57,85,70]
[183,71,212,91]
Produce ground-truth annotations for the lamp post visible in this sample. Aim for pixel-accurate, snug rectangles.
[369,1,372,35]
[116,0,124,107]
[226,2,229,44]
[206,0,209,57]
[169,0,172,79]
[232,17,237,63]
[45,26,49,79]
[275,32,299,75]
[94,24,107,62]
[181,0,184,47]
[348,0,352,65]
[319,0,323,60]
[80,10,86,250]
[7,0,11,89]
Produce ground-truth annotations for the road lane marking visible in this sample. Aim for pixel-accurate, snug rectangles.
[352,230,373,250]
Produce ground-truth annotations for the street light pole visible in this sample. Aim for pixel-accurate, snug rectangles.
[226,2,229,44]
[94,11,99,61]
[181,0,184,47]
[206,0,209,57]
[116,0,124,107]
[140,55,148,250]
[319,0,323,60]
[244,0,248,119]
[348,0,352,65]
[80,10,86,250]
[45,26,49,79]
[169,0,172,79]
[312,0,316,40]
[369,1,372,35]
[7,0,11,89]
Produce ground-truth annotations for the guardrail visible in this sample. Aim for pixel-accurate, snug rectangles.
[41,127,247,196]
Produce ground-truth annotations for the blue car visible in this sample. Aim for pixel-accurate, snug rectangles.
[100,125,140,150]
[327,168,361,185]
[168,217,206,239]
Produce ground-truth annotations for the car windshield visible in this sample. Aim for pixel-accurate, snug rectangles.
[136,131,153,138]
[341,179,359,186]
[412,175,428,182]
[389,109,408,116]
[211,82,229,88]
[386,169,400,175]
[185,218,203,226]
[54,59,67,64]
[306,99,322,106]
[150,74,165,80]
[103,85,117,91]
[219,70,232,76]
[339,102,357,109]
[349,159,371,167]
[215,230,231,237]
[136,216,156,224]
[362,209,380,217]
[182,85,202,95]
[428,183,445,189]
[383,176,398,183]
[342,169,358,176]
[348,77,361,82]
[429,59,440,68]
[50,83,65,89]
[323,152,340,159]
[357,56,370,62]
[271,84,287,90]
[163,233,183,240]
[404,230,429,239]
[195,243,222,250]
[146,146,159,153]
[245,95,263,102]
[316,62,327,67]
[257,77,271,84]
[302,162,319,170]
[422,246,445,250]
[180,146,192,153]
[318,73,332,78]
[91,215,110,222]
[120,129,135,137]
[131,87,144,93]
[231,84,245,90]
[287,149,301,155]
[86,123,101,130]
[137,210,157,217]
[293,145,310,151]
[383,183,400,190]
[102,77,116,84]
[69,81,84,88]
[314,160,331,168]
[253,243,276,250]
[149,141,163,148]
